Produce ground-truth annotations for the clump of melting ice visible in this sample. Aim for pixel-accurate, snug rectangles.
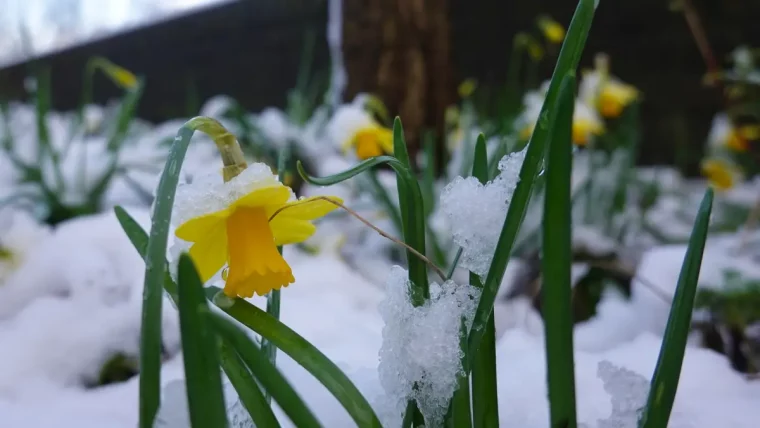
[439,148,527,277]
[378,266,481,426]
[595,360,649,428]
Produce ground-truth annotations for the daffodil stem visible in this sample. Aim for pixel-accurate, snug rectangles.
[262,145,291,404]
[185,116,248,182]
[269,196,448,282]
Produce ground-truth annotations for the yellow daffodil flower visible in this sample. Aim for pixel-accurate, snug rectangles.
[725,128,749,152]
[572,118,605,146]
[93,57,138,89]
[721,125,760,152]
[701,158,743,191]
[175,169,342,298]
[580,54,639,119]
[598,82,639,119]
[343,126,394,160]
[537,16,566,44]
[518,101,605,146]
[458,79,478,98]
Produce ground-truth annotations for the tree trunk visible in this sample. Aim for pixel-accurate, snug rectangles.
[343,0,453,158]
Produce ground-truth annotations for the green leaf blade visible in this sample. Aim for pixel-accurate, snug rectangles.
[211,292,382,428]
[218,343,282,428]
[639,189,714,428]
[177,255,228,428]
[541,74,578,428]
[469,135,499,428]
[467,0,597,365]
[210,312,323,428]
[138,125,194,428]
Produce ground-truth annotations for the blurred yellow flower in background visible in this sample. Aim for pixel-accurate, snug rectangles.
[518,81,605,146]
[458,79,478,98]
[580,54,639,119]
[701,158,743,191]
[344,126,394,160]
[724,125,760,152]
[597,82,639,119]
[537,15,566,44]
[572,117,606,146]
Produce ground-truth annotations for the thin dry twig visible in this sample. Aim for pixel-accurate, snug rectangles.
[679,0,722,93]
[270,196,448,282]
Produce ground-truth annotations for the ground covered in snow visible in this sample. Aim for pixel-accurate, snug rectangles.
[0,208,759,427]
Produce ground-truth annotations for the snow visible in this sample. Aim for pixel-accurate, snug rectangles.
[495,330,760,428]
[2,71,760,428]
[439,148,526,277]
[377,266,480,426]
[172,162,288,227]
[1,208,759,427]
[632,234,760,336]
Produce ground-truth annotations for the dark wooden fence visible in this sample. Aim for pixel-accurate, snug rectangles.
[0,0,758,172]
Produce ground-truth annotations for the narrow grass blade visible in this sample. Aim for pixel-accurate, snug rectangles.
[138,125,194,428]
[218,343,281,428]
[541,75,578,428]
[177,255,228,428]
[467,0,597,362]
[639,189,714,428]
[470,135,499,428]
[298,149,429,305]
[210,291,382,427]
[106,80,144,152]
[209,311,323,428]
[402,400,425,428]
[34,67,51,152]
[113,206,178,301]
[367,169,403,234]
[392,117,429,302]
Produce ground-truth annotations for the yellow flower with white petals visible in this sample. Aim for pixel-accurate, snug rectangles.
[327,103,394,160]
[701,158,743,191]
[517,83,605,146]
[173,164,341,298]
[707,114,759,153]
[343,126,394,160]
[579,54,639,119]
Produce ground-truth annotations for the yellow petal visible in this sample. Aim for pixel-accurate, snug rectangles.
[231,185,292,210]
[355,136,385,159]
[175,210,229,242]
[224,206,294,298]
[187,223,229,283]
[701,158,741,191]
[274,196,343,221]
[376,127,394,154]
[270,218,317,246]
